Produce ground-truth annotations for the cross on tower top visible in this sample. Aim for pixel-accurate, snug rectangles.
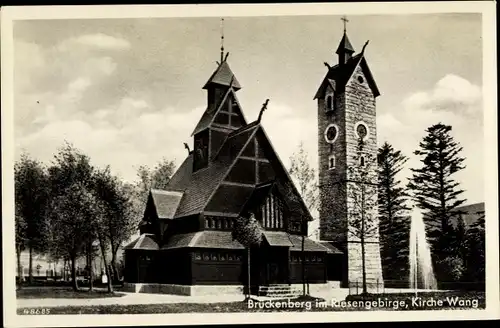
[341,16,349,32]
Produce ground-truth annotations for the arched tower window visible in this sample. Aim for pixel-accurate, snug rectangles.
[360,156,365,167]
[328,155,336,170]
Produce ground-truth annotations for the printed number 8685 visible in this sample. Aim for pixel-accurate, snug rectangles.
[23,308,51,315]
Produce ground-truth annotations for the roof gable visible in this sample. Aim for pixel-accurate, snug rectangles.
[203,61,241,90]
[191,87,247,136]
[149,189,184,219]
[313,53,380,99]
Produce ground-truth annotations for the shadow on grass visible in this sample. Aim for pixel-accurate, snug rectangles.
[17,287,126,299]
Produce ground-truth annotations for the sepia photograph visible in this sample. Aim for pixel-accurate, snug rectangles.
[1,2,498,326]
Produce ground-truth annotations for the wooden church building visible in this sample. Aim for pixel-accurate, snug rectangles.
[123,22,384,295]
[123,51,343,295]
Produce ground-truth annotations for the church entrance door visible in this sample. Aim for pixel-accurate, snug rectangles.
[263,246,289,285]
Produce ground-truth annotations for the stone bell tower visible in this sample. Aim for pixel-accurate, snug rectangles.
[314,18,384,291]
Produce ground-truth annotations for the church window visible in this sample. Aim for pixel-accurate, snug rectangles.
[325,95,334,112]
[324,124,339,144]
[354,122,369,141]
[328,155,336,170]
[357,76,364,83]
[360,156,365,167]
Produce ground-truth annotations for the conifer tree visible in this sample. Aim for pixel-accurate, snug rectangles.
[407,123,467,283]
[377,142,411,284]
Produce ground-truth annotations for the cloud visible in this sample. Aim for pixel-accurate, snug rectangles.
[402,74,482,117]
[378,74,484,204]
[60,33,131,51]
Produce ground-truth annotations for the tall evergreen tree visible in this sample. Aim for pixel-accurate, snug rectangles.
[377,142,411,284]
[464,212,485,287]
[407,123,467,283]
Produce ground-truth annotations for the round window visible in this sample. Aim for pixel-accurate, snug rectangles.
[357,76,364,83]
[354,122,369,141]
[357,124,367,139]
[324,124,339,144]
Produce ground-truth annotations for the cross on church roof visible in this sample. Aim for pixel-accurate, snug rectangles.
[341,16,349,32]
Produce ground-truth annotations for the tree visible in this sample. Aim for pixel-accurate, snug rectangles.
[407,123,467,284]
[289,142,319,214]
[377,142,411,283]
[289,142,319,295]
[15,209,27,286]
[127,158,177,234]
[15,152,50,284]
[464,212,485,287]
[49,182,96,291]
[347,139,380,295]
[93,167,137,284]
[47,143,96,291]
[232,214,263,299]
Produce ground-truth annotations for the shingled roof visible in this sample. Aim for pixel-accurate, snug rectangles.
[314,52,380,99]
[124,234,159,250]
[451,202,485,227]
[203,60,241,90]
[149,189,184,219]
[161,231,245,250]
[165,123,260,218]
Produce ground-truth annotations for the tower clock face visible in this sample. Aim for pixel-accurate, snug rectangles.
[324,124,338,144]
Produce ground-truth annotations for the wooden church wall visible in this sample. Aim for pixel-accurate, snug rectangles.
[289,251,328,283]
[190,249,245,285]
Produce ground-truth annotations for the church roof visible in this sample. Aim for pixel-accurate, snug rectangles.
[203,60,241,90]
[336,32,355,54]
[191,87,246,136]
[156,119,312,222]
[161,231,245,250]
[123,234,159,250]
[450,202,485,227]
[314,53,380,99]
[262,231,340,253]
[149,189,184,219]
[165,123,260,218]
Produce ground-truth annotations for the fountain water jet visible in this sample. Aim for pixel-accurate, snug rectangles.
[409,209,438,292]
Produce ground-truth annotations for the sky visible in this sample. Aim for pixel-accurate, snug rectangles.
[13,13,484,212]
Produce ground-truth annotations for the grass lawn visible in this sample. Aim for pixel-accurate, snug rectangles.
[17,287,126,299]
[17,292,485,314]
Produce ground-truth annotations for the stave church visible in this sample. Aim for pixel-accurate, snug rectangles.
[123,21,384,296]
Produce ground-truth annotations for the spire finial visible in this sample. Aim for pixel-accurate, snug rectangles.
[220,18,225,63]
[257,99,270,123]
[341,15,349,33]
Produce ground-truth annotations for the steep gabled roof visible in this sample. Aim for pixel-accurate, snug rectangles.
[314,53,380,99]
[203,61,241,90]
[165,123,260,218]
[191,87,248,136]
[149,189,184,219]
[123,234,159,250]
[336,32,355,54]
